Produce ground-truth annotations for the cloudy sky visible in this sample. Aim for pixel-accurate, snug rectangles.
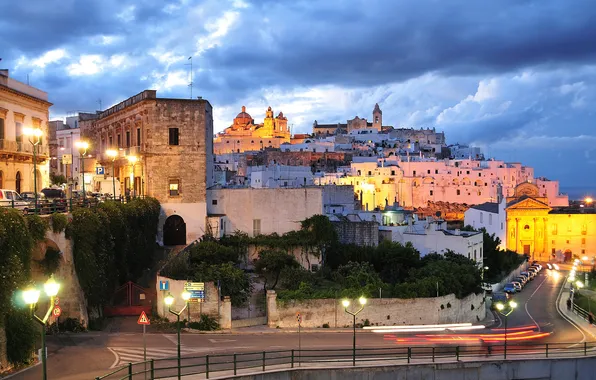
[2,0,596,190]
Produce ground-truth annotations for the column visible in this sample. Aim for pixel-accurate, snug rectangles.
[267,290,278,328]
[543,218,549,260]
[515,218,520,253]
[219,296,232,329]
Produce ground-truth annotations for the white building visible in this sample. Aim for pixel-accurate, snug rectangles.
[248,164,314,188]
[280,140,335,153]
[380,216,484,262]
[464,199,507,250]
[450,144,484,160]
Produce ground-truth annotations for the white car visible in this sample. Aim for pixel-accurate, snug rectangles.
[0,189,30,211]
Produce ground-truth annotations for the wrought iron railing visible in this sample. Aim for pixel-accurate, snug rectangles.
[95,342,596,380]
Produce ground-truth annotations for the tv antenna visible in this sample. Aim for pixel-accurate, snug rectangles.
[186,56,193,99]
[98,99,102,111]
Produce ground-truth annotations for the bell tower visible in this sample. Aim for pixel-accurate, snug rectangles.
[372,103,382,131]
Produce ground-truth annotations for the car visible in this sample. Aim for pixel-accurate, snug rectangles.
[521,271,534,280]
[514,276,527,286]
[546,263,553,270]
[518,273,530,283]
[530,263,542,271]
[0,189,30,211]
[528,267,539,276]
[503,283,517,294]
[491,292,511,305]
[511,282,523,292]
[553,263,560,270]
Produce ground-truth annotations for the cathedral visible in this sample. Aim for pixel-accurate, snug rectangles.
[213,106,291,154]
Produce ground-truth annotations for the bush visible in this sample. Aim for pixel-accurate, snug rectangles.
[25,214,48,242]
[188,314,219,331]
[40,247,62,276]
[5,309,38,365]
[50,213,68,233]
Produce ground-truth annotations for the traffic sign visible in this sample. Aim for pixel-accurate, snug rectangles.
[159,280,169,291]
[96,166,105,175]
[296,312,302,324]
[184,282,205,302]
[53,306,62,318]
[54,297,60,306]
[137,311,150,325]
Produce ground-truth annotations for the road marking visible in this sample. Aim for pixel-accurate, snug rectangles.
[108,346,225,368]
[163,334,184,347]
[524,273,549,331]
[208,338,237,343]
[554,273,587,347]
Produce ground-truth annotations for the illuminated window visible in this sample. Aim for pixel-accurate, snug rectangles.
[169,179,179,196]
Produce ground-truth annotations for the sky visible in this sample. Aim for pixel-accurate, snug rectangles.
[1,0,596,189]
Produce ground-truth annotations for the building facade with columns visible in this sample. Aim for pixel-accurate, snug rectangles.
[0,69,52,193]
[86,90,214,245]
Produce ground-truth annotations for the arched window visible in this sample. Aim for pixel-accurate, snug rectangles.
[524,225,530,230]
[15,171,21,193]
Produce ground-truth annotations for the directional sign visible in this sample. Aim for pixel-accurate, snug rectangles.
[184,282,205,302]
[53,306,62,318]
[96,166,105,175]
[61,154,72,165]
[137,311,150,325]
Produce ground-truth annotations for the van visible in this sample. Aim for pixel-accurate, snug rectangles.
[0,189,30,211]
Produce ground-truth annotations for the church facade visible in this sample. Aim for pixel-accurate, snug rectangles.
[213,106,290,154]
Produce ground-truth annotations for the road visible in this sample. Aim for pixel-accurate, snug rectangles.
[10,269,586,380]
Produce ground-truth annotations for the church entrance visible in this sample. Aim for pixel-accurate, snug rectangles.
[163,215,186,246]
[523,245,531,255]
[564,249,572,263]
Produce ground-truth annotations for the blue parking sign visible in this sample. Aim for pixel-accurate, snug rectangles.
[96,167,105,175]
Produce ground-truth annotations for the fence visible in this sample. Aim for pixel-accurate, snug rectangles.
[0,195,146,215]
[96,341,596,379]
[573,302,594,323]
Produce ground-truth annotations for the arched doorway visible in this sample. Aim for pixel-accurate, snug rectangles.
[163,215,186,246]
[564,249,572,263]
[15,171,21,193]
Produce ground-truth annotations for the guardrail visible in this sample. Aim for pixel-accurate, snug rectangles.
[96,342,596,380]
[573,302,594,323]
[0,196,147,215]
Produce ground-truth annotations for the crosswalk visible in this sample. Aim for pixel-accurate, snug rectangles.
[108,347,199,368]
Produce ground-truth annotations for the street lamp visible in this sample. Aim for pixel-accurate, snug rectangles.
[22,276,61,380]
[75,141,89,205]
[165,291,191,379]
[342,297,367,366]
[106,149,118,200]
[495,300,517,359]
[23,127,43,213]
[127,155,138,198]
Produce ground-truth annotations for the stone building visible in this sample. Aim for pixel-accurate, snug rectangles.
[312,103,391,136]
[213,106,290,154]
[86,90,214,245]
[0,69,52,192]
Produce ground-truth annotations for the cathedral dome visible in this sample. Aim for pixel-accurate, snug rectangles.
[234,106,253,124]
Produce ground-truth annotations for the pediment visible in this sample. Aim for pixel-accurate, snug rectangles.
[506,197,551,211]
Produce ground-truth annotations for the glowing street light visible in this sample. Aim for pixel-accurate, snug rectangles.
[22,276,61,380]
[342,297,367,366]
[164,291,191,379]
[585,197,593,205]
[23,126,43,212]
[494,300,517,359]
[127,155,138,198]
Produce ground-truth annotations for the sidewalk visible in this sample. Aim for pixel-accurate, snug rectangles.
[557,275,596,340]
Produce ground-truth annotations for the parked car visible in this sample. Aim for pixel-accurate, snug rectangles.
[521,271,534,280]
[0,189,30,211]
[514,276,527,286]
[20,192,45,202]
[40,187,68,211]
[511,282,523,292]
[503,283,518,294]
[491,292,511,307]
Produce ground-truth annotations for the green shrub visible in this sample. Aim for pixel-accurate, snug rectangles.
[50,213,68,233]
[6,309,38,365]
[40,247,62,276]
[188,314,219,331]
[25,214,48,242]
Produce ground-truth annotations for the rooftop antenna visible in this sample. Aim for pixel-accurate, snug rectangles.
[98,99,102,111]
[186,56,193,99]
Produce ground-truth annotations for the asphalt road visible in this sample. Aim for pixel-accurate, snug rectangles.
[10,268,586,380]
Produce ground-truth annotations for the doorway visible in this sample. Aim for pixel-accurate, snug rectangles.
[163,215,186,246]
[523,245,531,255]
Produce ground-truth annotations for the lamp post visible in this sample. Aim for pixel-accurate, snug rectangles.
[22,277,61,380]
[23,127,43,213]
[164,291,191,380]
[495,300,517,359]
[75,141,89,205]
[106,149,118,200]
[342,297,367,366]
[127,155,138,198]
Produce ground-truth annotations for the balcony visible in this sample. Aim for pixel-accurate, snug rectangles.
[0,139,50,157]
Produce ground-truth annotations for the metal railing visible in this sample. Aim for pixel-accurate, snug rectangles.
[0,195,147,215]
[96,342,596,380]
[573,302,593,323]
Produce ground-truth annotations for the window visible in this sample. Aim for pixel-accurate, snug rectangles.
[212,199,217,205]
[427,169,431,174]
[501,222,503,230]
[552,248,556,254]
[0,117,4,140]
[582,238,586,244]
[582,249,586,254]
[457,189,461,195]
[136,128,141,146]
[489,214,493,225]
[126,131,131,147]
[566,240,570,244]
[253,219,261,236]
[169,179,179,196]
[413,170,416,176]
[391,170,395,176]
[430,190,433,196]
[478,173,481,177]
[435,169,438,174]
[368,171,372,176]
[117,134,121,147]
[109,135,113,147]
[524,225,530,230]
[466,170,470,174]
[169,128,179,145]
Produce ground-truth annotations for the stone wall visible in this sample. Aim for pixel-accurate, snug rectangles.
[332,219,379,247]
[30,228,89,326]
[267,291,485,328]
[155,275,231,328]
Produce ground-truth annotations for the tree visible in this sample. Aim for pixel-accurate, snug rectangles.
[333,261,384,298]
[254,249,300,290]
[49,173,67,185]
[300,215,338,266]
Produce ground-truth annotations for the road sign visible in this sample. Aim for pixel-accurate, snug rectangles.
[159,280,169,291]
[96,166,105,175]
[184,282,205,302]
[62,154,72,165]
[296,312,302,324]
[137,311,150,325]
[53,306,62,318]
[54,297,60,306]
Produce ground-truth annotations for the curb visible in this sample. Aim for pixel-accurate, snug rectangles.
[182,328,357,335]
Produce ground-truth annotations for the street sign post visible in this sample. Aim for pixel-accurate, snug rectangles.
[159,280,169,291]
[296,312,302,366]
[96,166,105,175]
[54,297,60,306]
[137,311,150,380]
